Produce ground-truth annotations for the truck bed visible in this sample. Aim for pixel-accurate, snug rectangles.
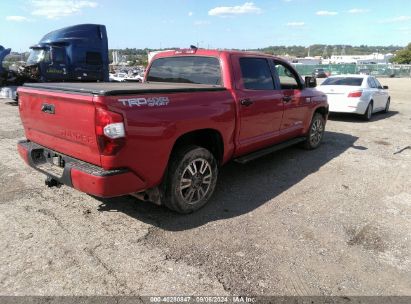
[23,82,225,96]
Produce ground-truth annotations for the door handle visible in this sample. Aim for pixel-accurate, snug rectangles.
[282,96,292,103]
[240,98,254,106]
[41,103,55,114]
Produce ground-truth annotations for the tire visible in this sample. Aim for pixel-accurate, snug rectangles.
[162,145,218,213]
[383,98,390,113]
[363,102,373,121]
[303,113,325,150]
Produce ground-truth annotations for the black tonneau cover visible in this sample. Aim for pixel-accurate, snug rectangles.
[23,82,226,96]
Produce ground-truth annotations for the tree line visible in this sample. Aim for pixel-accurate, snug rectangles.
[251,44,402,57]
[109,44,411,65]
[3,44,410,67]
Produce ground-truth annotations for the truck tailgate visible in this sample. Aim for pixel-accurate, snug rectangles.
[18,88,101,166]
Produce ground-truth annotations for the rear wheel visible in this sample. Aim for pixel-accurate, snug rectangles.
[303,113,325,150]
[383,98,390,113]
[363,102,373,121]
[163,145,218,213]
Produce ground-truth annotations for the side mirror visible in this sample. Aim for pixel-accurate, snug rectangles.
[383,85,389,90]
[305,76,317,88]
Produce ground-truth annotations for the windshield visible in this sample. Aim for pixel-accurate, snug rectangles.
[322,77,364,86]
[27,48,50,65]
[147,56,222,85]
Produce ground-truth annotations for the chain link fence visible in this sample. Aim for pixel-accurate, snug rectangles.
[293,64,411,78]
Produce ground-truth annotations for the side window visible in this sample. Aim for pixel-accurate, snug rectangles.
[239,58,274,90]
[86,52,103,65]
[274,62,300,90]
[374,78,383,89]
[368,77,377,88]
[43,50,51,63]
[51,48,66,64]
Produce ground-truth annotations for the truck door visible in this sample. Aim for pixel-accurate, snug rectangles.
[46,46,69,81]
[232,55,284,155]
[272,60,307,136]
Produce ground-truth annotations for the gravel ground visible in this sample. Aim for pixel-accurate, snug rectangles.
[0,78,410,296]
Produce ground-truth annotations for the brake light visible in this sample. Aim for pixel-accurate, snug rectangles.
[175,49,197,54]
[95,107,125,156]
[348,90,362,98]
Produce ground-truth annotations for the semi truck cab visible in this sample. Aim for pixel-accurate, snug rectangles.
[24,24,109,82]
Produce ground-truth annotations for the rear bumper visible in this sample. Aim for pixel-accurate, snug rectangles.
[329,106,363,114]
[17,140,146,198]
[328,98,368,115]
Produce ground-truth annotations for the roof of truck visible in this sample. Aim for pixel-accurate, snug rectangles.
[152,48,284,61]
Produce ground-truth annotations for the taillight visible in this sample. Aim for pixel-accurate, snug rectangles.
[348,90,362,98]
[95,107,125,156]
[175,48,197,54]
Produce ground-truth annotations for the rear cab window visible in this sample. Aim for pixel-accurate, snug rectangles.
[146,56,222,85]
[322,77,364,86]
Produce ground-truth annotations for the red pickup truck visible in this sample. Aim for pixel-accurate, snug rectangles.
[17,49,328,213]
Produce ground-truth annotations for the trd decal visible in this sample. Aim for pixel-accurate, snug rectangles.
[118,97,170,107]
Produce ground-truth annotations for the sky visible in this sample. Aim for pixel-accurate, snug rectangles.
[0,0,410,52]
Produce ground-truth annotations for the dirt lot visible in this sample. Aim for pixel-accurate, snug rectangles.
[0,78,410,296]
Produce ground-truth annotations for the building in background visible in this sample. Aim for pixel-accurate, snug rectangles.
[290,56,322,65]
[323,53,394,65]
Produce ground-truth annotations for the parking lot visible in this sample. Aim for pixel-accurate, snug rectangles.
[0,78,410,296]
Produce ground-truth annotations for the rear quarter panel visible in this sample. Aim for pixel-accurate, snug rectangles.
[96,90,236,188]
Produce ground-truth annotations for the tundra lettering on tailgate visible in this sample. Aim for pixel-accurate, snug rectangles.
[118,97,170,107]
[60,129,96,144]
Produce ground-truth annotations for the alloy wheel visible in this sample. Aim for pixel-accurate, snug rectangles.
[310,118,324,146]
[179,158,212,205]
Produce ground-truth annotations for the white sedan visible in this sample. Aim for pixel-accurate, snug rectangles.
[318,75,390,120]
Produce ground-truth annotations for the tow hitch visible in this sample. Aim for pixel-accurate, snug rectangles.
[45,176,61,188]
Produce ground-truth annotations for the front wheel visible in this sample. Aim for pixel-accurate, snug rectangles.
[303,113,325,150]
[383,98,390,113]
[163,146,218,213]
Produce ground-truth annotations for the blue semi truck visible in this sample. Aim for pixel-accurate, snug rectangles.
[1,24,109,87]
[24,23,109,82]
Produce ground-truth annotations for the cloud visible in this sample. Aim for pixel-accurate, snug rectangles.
[316,10,338,16]
[6,15,30,22]
[30,0,98,19]
[194,20,210,26]
[380,16,411,23]
[208,2,261,17]
[188,12,193,17]
[348,8,369,14]
[287,21,305,27]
